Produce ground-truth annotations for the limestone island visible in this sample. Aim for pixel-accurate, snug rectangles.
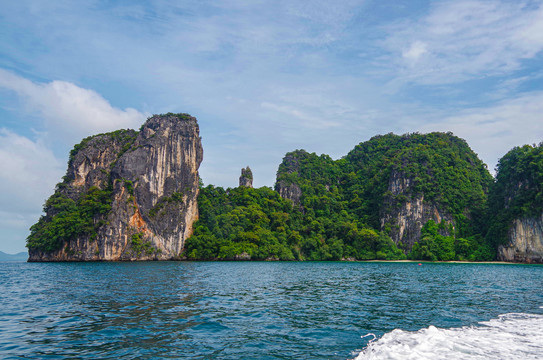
[27,113,543,263]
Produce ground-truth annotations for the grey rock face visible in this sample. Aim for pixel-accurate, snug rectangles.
[28,113,203,261]
[239,167,253,188]
[277,183,302,206]
[497,215,543,263]
[275,153,302,205]
[64,130,138,200]
[380,170,454,250]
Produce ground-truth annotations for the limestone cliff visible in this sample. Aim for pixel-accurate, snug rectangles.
[27,113,203,261]
[275,152,303,206]
[497,215,543,263]
[380,170,454,249]
[487,143,543,263]
[277,182,302,206]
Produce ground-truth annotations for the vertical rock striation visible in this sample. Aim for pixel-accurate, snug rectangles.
[380,170,454,249]
[487,144,543,263]
[497,215,543,263]
[27,113,203,261]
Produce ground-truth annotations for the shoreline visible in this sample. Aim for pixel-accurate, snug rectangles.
[23,258,542,265]
[359,259,533,265]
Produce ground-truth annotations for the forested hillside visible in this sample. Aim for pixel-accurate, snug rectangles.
[185,132,496,261]
[185,185,405,260]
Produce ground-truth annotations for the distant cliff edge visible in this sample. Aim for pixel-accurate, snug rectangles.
[27,113,203,261]
[488,144,543,263]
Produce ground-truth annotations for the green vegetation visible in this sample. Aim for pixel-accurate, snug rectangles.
[68,129,138,169]
[486,143,543,247]
[27,187,112,252]
[148,192,184,218]
[274,133,492,237]
[31,124,541,262]
[343,132,493,236]
[165,112,194,120]
[187,132,496,261]
[27,129,139,252]
[184,185,405,260]
[408,220,494,261]
[130,232,160,256]
[139,113,194,131]
[241,167,253,180]
[123,179,135,196]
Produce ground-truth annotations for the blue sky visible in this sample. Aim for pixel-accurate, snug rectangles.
[1,0,543,253]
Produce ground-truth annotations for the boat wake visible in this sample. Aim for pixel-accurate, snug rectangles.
[355,311,543,360]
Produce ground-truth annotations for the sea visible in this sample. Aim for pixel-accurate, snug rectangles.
[0,261,542,359]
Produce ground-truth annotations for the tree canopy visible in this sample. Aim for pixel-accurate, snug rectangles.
[186,132,496,261]
[486,143,543,246]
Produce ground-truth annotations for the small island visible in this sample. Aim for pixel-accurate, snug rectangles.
[27,113,543,263]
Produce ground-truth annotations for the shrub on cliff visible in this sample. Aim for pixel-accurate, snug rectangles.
[27,187,112,252]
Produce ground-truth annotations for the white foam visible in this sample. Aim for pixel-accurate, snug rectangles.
[355,312,543,360]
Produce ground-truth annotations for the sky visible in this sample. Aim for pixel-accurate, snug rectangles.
[1,0,543,254]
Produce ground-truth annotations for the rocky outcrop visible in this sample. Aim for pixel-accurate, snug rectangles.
[277,182,302,206]
[497,215,543,263]
[239,167,253,188]
[275,153,303,205]
[380,170,454,250]
[28,113,203,261]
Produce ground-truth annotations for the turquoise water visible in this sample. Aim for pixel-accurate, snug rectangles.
[0,261,542,359]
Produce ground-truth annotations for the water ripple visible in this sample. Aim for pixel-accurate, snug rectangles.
[0,261,542,359]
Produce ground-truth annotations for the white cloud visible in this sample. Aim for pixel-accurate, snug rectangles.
[0,128,65,253]
[386,1,543,84]
[0,69,148,253]
[402,41,428,62]
[0,69,147,140]
[0,128,63,213]
[260,102,341,130]
[418,91,543,171]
